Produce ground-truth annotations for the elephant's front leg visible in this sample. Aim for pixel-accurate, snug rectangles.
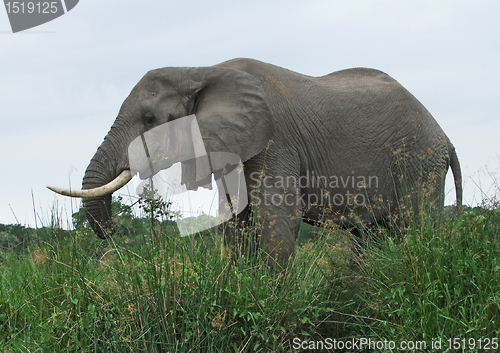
[252,182,303,268]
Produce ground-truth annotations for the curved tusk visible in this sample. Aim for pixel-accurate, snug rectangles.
[47,170,133,198]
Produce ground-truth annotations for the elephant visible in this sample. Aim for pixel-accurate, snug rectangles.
[48,58,462,267]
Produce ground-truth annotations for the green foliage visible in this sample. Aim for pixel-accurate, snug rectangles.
[0,195,499,352]
[0,232,20,252]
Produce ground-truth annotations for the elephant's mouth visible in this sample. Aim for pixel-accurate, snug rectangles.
[47,169,132,198]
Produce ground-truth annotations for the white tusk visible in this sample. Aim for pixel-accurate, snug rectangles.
[47,170,132,198]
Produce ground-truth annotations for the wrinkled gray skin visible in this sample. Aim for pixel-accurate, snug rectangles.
[82,58,462,266]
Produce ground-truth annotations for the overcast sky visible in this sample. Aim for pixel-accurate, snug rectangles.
[1,0,499,228]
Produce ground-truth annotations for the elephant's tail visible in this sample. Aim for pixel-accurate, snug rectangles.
[449,142,463,209]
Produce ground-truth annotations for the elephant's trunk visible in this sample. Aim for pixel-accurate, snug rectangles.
[81,139,129,239]
[82,194,113,239]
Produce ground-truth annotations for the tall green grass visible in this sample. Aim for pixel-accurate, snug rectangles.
[1,197,499,352]
[0,199,349,352]
[351,206,500,348]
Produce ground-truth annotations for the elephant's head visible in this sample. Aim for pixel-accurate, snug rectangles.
[48,66,274,238]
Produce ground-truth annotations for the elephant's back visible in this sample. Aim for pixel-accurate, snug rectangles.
[314,67,405,101]
[318,67,395,82]
[313,68,447,144]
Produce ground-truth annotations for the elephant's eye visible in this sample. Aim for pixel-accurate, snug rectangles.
[167,114,175,122]
[142,112,156,127]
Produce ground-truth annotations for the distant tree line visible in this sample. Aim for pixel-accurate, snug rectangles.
[0,196,178,254]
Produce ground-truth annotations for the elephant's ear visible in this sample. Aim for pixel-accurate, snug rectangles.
[180,66,274,162]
